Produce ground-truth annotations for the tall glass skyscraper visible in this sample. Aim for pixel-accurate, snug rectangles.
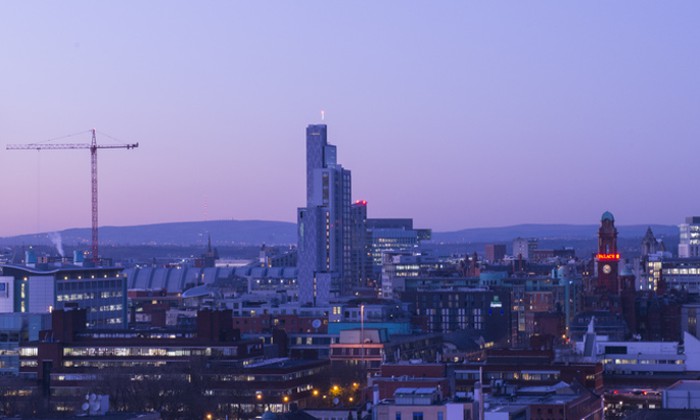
[298,124,352,306]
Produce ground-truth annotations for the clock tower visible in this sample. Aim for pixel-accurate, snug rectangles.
[597,211,620,294]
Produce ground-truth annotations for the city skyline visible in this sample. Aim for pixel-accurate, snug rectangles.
[1,2,699,237]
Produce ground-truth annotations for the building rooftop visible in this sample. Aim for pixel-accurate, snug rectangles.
[0,263,122,275]
[394,387,439,395]
[666,380,700,392]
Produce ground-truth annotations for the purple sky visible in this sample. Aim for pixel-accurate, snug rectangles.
[1,2,698,237]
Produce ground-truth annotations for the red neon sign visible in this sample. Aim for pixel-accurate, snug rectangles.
[597,253,620,261]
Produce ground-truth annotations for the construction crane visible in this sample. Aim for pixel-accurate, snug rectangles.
[7,129,138,263]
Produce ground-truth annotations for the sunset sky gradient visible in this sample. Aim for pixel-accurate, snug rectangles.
[1,1,698,236]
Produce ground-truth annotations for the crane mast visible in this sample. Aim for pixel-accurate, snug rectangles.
[91,130,98,264]
[7,129,138,263]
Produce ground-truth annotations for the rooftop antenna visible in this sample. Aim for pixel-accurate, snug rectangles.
[321,109,325,121]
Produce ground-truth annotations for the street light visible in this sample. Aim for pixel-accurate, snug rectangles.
[360,304,365,368]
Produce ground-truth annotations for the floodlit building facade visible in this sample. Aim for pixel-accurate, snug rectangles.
[298,124,352,306]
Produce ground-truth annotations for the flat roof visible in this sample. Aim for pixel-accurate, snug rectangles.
[667,380,700,391]
[394,387,438,395]
[1,263,122,275]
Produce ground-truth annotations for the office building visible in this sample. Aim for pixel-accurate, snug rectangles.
[682,304,700,339]
[298,124,352,306]
[18,309,328,416]
[646,257,700,294]
[349,200,372,288]
[404,287,511,345]
[0,264,127,328]
[484,244,506,262]
[374,387,476,420]
[679,217,700,258]
[574,318,700,375]
[366,218,431,279]
[329,328,442,372]
[453,349,603,393]
[370,363,452,400]
[0,312,50,375]
[484,383,603,420]
[513,237,538,260]
[380,253,446,299]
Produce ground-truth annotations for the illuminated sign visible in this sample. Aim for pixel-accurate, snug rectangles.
[597,253,620,261]
[490,296,502,308]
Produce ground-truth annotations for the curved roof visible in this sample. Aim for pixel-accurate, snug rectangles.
[601,211,615,222]
[181,284,211,299]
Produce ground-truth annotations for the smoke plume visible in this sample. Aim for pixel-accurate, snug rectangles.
[48,232,65,257]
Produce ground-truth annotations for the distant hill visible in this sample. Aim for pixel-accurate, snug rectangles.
[429,224,679,244]
[0,220,679,247]
[0,220,298,247]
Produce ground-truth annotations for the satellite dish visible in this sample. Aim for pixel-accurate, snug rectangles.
[89,393,97,401]
[81,402,89,411]
[312,319,321,329]
[90,401,100,412]
[333,397,340,406]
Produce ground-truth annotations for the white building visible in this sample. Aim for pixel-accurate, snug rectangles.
[512,237,537,261]
[679,216,700,258]
[574,318,700,374]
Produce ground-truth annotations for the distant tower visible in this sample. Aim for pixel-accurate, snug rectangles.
[195,234,218,268]
[350,200,371,288]
[641,227,659,257]
[597,211,620,294]
[512,237,537,261]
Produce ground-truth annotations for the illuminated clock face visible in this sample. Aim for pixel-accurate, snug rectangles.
[602,264,612,274]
